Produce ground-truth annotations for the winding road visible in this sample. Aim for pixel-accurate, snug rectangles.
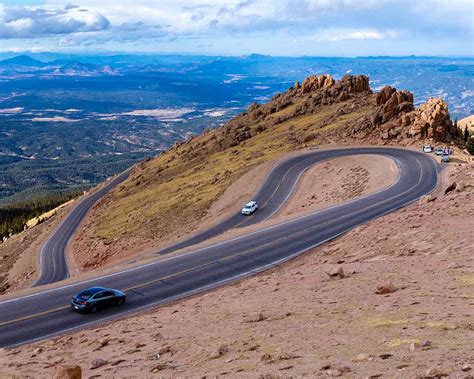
[34,170,131,286]
[0,147,438,348]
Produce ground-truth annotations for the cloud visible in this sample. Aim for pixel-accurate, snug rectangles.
[314,28,402,42]
[0,4,110,38]
[0,0,471,56]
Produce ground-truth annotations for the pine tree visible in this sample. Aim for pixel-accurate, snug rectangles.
[467,136,474,155]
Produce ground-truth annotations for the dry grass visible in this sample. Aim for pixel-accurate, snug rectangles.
[93,100,372,242]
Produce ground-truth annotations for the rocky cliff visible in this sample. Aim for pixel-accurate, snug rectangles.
[371,85,459,142]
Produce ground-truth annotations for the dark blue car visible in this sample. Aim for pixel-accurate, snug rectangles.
[71,286,126,313]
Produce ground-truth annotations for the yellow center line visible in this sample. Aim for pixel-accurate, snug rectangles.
[0,305,69,328]
[0,158,427,329]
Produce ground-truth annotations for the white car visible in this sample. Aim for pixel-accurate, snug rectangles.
[241,201,258,215]
[434,147,444,156]
[422,145,432,153]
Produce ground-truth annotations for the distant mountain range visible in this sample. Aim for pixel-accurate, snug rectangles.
[0,55,118,77]
[0,53,472,206]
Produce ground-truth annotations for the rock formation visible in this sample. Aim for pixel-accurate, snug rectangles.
[300,74,335,94]
[407,98,457,140]
[371,85,457,142]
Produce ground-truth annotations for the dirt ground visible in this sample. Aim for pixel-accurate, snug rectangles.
[0,160,471,378]
[279,154,396,217]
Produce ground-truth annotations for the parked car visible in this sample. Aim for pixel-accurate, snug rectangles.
[422,145,432,153]
[434,147,444,156]
[71,286,126,313]
[241,200,258,215]
[441,154,450,163]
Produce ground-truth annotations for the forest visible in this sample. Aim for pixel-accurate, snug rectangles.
[0,190,83,240]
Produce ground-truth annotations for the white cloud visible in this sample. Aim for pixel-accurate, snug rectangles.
[313,28,402,42]
[0,0,471,55]
[0,3,110,38]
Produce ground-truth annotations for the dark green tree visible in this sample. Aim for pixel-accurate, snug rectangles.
[467,136,474,155]
[464,126,470,142]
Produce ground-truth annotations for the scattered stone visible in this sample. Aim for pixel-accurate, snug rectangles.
[425,368,448,378]
[337,366,351,373]
[261,353,273,363]
[419,195,437,204]
[279,365,293,370]
[245,312,267,323]
[52,364,82,379]
[410,341,431,351]
[321,363,332,370]
[421,340,432,348]
[125,349,141,354]
[276,352,301,361]
[462,364,471,372]
[111,359,126,366]
[325,265,345,279]
[90,358,107,370]
[444,182,457,195]
[150,363,168,373]
[209,344,229,359]
[409,342,419,351]
[379,353,392,360]
[375,282,397,295]
[158,345,173,355]
[326,369,343,377]
[218,344,229,355]
[354,353,371,362]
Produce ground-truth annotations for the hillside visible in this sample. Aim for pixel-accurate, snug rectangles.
[458,115,474,133]
[71,74,461,271]
[1,161,472,378]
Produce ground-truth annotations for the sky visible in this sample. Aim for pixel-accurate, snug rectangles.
[0,0,473,56]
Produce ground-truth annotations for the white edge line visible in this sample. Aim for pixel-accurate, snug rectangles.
[0,150,410,305]
[0,152,404,305]
[6,169,434,349]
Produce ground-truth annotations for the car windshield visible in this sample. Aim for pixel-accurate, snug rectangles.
[244,205,253,209]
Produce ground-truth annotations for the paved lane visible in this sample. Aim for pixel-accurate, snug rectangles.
[0,147,438,348]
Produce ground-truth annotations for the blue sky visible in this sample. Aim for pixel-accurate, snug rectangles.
[0,0,472,56]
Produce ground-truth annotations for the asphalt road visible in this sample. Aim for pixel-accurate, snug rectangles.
[34,170,131,286]
[0,147,438,348]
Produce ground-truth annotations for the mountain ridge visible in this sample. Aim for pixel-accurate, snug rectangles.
[70,73,462,270]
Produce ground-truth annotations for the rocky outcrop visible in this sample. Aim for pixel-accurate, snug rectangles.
[372,85,457,142]
[372,86,414,127]
[298,74,370,99]
[407,98,456,140]
[300,74,335,94]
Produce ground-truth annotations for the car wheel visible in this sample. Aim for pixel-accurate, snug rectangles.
[90,305,98,313]
[117,297,125,306]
